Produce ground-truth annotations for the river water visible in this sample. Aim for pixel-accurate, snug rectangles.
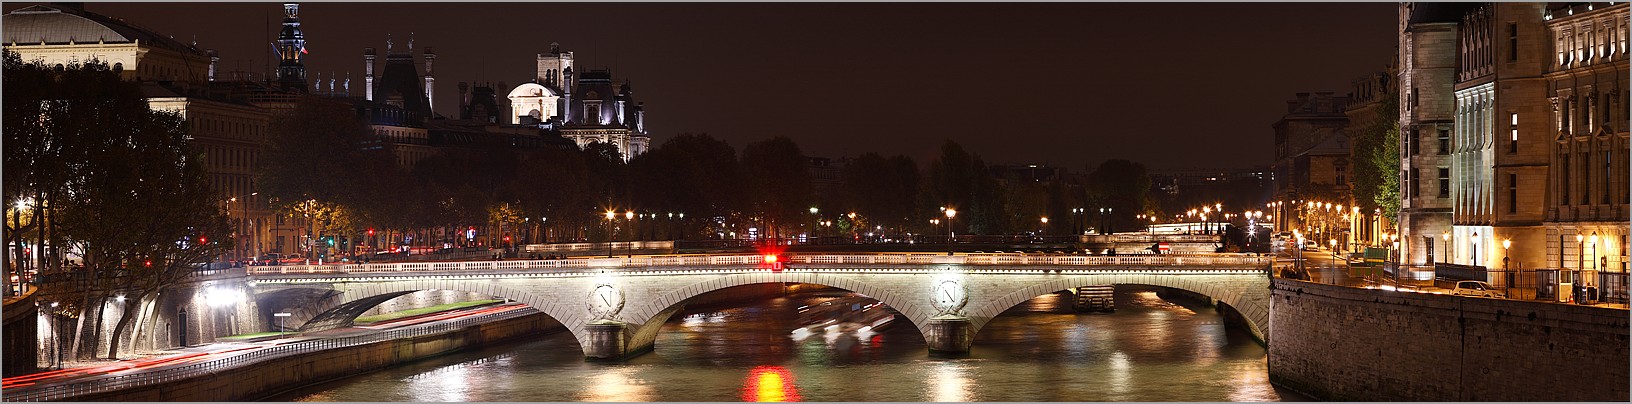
[272,285,1303,402]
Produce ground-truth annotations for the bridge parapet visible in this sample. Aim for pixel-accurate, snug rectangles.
[247,253,1271,277]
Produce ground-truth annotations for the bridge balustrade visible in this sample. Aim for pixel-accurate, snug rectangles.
[246,253,1270,277]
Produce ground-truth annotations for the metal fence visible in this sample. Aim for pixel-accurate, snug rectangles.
[2,307,537,402]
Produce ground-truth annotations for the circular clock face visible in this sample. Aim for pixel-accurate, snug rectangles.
[587,284,625,320]
[930,279,967,314]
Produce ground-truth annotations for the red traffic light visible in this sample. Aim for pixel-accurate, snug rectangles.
[762,254,779,264]
[367,228,375,236]
[199,236,207,244]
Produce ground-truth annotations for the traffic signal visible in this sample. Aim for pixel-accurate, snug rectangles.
[199,236,207,244]
[367,228,375,236]
[762,253,784,272]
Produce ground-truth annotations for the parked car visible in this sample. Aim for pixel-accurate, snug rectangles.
[1300,240,1320,251]
[1452,280,1505,298]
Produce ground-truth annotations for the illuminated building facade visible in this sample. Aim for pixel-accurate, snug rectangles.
[1541,2,1630,277]
[507,43,650,162]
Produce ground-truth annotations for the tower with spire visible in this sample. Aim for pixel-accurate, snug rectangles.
[274,3,307,91]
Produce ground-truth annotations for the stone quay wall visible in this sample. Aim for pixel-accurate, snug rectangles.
[1268,278,1629,401]
[71,312,563,402]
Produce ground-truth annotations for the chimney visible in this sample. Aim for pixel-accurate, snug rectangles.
[424,47,436,112]
[364,47,376,101]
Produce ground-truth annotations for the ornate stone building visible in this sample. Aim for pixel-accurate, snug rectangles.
[1446,3,1552,271]
[1397,3,1464,265]
[1272,92,1353,204]
[1541,2,1629,277]
[507,43,651,162]
[1399,2,1629,289]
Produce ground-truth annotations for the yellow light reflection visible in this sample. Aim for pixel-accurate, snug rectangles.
[929,362,973,401]
[581,367,653,402]
[741,366,801,402]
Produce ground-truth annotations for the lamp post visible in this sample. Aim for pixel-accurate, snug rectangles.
[944,208,957,256]
[1039,216,1049,237]
[1329,238,1337,273]
[604,211,616,258]
[1503,238,1513,292]
[1471,232,1480,267]
[1590,232,1599,274]
[625,211,635,257]
[1441,232,1450,265]
[1577,232,1585,277]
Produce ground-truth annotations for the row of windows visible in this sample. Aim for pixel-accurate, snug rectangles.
[1554,89,1627,135]
[192,113,265,140]
[1556,140,1629,207]
[204,145,256,171]
[1551,13,1630,69]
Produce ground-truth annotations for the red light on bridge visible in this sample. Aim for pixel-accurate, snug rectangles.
[763,254,779,264]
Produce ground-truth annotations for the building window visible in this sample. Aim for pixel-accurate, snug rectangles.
[1411,169,1421,198]
[1605,150,1613,204]
[1509,23,1519,62]
[1509,113,1518,153]
[1509,173,1517,213]
[1581,151,1591,205]
[1439,168,1450,198]
[1439,129,1451,155]
[1562,153,1572,205]
[1409,129,1420,156]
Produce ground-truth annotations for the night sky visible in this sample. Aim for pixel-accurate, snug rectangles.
[11,2,1397,172]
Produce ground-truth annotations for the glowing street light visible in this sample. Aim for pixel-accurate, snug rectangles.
[944,208,957,255]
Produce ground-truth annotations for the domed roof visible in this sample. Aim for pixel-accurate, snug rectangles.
[508,82,557,98]
[3,4,201,55]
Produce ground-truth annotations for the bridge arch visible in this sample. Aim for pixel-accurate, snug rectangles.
[963,274,1270,342]
[272,280,592,347]
[618,272,937,353]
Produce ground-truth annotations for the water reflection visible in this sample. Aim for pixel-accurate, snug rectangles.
[927,362,973,402]
[580,367,653,402]
[275,285,1301,402]
[742,366,801,402]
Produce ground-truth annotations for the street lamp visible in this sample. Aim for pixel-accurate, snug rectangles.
[1039,216,1049,237]
[604,211,617,257]
[1589,232,1599,273]
[1471,232,1480,267]
[1442,232,1451,264]
[944,208,957,256]
[1502,238,1512,267]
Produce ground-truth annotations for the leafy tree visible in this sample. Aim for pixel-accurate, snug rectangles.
[838,153,919,232]
[3,53,230,359]
[740,136,812,238]
[1371,121,1402,219]
[1350,90,1399,214]
[1087,159,1152,234]
[628,133,742,239]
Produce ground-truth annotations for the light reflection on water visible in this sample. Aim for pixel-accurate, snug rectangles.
[273,285,1302,402]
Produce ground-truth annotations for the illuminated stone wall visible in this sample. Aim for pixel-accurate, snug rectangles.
[1268,278,1629,401]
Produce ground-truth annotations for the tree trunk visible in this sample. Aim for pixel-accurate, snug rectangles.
[106,290,147,360]
[88,294,106,360]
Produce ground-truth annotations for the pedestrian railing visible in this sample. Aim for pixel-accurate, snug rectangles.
[1,307,537,402]
[247,253,1273,277]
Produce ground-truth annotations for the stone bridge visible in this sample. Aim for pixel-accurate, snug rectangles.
[247,253,1273,359]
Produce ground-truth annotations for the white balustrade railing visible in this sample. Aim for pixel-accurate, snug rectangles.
[248,253,1270,277]
[3,307,537,402]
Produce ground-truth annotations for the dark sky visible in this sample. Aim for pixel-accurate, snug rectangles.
[14,2,1397,172]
